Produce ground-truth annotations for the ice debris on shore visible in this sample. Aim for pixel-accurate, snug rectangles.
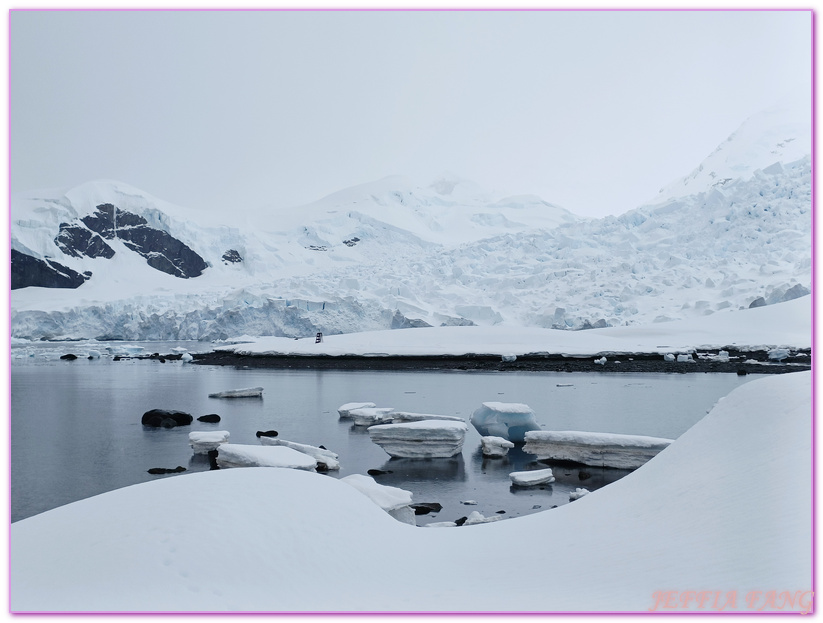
[340,474,416,525]
[208,387,264,398]
[470,402,540,442]
[368,420,468,458]
[189,431,230,455]
[258,437,340,470]
[523,430,673,469]
[569,488,590,501]
[481,436,515,458]
[509,468,556,487]
[214,444,317,470]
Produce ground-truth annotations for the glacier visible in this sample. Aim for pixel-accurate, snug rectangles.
[9,102,812,342]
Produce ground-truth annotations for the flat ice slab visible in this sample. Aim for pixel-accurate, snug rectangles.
[523,430,673,469]
[368,420,468,458]
[349,407,395,426]
[259,437,340,470]
[481,436,515,458]
[215,444,317,470]
[470,402,540,442]
[337,402,377,419]
[509,468,556,487]
[208,387,264,398]
[388,411,465,423]
[188,431,230,455]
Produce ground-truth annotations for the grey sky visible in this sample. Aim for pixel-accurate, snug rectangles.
[10,9,812,218]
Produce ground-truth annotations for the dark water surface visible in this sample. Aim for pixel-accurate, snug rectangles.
[11,342,755,524]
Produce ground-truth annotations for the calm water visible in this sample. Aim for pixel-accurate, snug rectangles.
[11,341,756,525]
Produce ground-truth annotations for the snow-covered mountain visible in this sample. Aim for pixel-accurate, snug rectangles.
[10,102,811,341]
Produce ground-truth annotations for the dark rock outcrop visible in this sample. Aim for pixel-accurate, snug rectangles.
[411,502,443,515]
[59,353,78,360]
[255,430,278,438]
[221,249,242,264]
[147,466,186,475]
[198,414,221,423]
[11,249,90,290]
[141,409,194,428]
[54,222,115,259]
[81,204,207,278]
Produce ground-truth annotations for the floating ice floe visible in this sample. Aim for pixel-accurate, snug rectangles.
[189,431,230,455]
[387,411,465,423]
[340,474,416,525]
[509,468,556,487]
[259,437,340,470]
[470,402,540,443]
[208,387,264,398]
[215,444,317,470]
[349,407,395,427]
[337,402,377,419]
[368,420,468,458]
[523,430,673,469]
[569,488,590,501]
[481,436,515,458]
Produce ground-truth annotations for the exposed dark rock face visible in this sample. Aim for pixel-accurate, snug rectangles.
[59,353,78,360]
[81,203,207,278]
[11,249,91,290]
[255,430,278,438]
[141,409,194,427]
[221,249,242,264]
[54,222,115,259]
[411,502,443,515]
[198,414,221,423]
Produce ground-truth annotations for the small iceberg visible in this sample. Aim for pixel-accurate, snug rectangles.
[481,436,514,458]
[368,420,468,458]
[259,437,340,470]
[388,411,465,423]
[189,431,230,455]
[340,474,416,525]
[463,510,503,525]
[470,402,540,443]
[208,387,264,398]
[337,402,377,419]
[214,444,316,470]
[509,468,556,487]
[523,430,673,469]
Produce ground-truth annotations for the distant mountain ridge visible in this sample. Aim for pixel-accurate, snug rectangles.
[10,103,812,341]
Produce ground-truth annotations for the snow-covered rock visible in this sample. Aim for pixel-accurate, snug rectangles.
[188,431,230,455]
[214,444,317,470]
[480,436,515,458]
[594,356,607,365]
[181,352,193,363]
[368,420,468,458]
[509,468,556,487]
[208,387,263,398]
[523,431,673,469]
[676,354,694,363]
[339,474,416,525]
[258,437,340,470]
[349,407,394,427]
[337,402,377,419]
[470,402,540,443]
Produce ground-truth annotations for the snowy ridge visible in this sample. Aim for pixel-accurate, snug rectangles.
[11,372,811,611]
[10,103,811,341]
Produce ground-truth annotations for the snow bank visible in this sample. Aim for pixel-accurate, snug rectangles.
[368,420,468,458]
[11,372,811,612]
[523,431,673,469]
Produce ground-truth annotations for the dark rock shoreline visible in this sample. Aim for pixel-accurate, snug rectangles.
[189,348,811,375]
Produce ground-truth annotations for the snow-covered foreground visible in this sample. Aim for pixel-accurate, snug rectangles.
[11,371,812,612]
[221,295,810,357]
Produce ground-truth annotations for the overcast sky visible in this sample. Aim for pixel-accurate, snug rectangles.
[10,9,812,218]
